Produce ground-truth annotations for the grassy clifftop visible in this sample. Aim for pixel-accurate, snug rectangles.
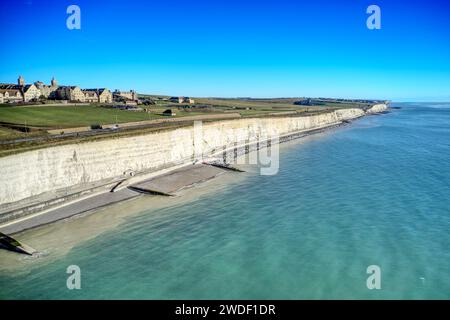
[0,97,378,157]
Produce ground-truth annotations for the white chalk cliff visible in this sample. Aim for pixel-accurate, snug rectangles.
[0,105,387,206]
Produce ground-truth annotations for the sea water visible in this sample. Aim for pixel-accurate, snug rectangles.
[1,102,449,299]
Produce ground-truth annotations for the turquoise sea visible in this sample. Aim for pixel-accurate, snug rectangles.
[1,102,449,299]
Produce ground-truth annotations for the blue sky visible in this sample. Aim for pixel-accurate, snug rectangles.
[0,0,449,101]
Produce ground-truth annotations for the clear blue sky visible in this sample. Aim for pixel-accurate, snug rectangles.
[1,0,449,101]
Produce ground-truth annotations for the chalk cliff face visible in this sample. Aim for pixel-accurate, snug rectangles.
[366,103,388,114]
[0,106,386,205]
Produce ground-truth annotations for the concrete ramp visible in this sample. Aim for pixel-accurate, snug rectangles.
[203,161,245,172]
[129,164,226,195]
[0,232,37,255]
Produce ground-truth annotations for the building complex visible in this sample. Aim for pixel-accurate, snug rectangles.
[0,76,135,104]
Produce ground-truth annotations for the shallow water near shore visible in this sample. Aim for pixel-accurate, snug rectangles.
[1,102,449,299]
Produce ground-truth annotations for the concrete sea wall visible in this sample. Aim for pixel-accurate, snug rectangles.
[0,105,386,209]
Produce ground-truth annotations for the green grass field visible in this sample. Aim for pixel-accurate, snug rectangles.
[0,105,216,129]
[0,105,168,128]
[0,127,23,139]
[0,99,366,130]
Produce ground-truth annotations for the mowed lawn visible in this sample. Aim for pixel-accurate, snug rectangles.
[0,105,166,128]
